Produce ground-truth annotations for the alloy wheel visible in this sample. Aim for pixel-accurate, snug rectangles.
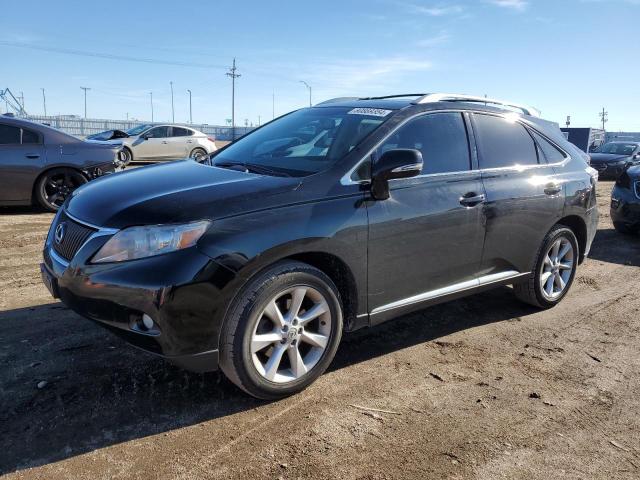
[250,286,332,383]
[40,170,87,210]
[539,236,575,301]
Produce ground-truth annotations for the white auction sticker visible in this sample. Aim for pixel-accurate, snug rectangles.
[347,108,392,117]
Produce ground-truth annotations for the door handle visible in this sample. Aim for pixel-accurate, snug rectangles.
[26,154,40,159]
[544,183,561,195]
[459,192,486,207]
[186,140,193,144]
[161,141,168,144]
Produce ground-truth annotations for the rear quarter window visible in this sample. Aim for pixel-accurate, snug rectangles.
[530,130,566,164]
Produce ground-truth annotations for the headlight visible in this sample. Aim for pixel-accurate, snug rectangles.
[92,221,210,263]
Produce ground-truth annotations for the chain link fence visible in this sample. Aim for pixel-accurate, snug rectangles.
[20,115,253,141]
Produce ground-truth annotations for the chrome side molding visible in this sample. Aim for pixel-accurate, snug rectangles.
[370,270,529,315]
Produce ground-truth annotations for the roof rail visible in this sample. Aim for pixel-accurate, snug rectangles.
[358,94,427,100]
[414,93,541,117]
[315,97,360,106]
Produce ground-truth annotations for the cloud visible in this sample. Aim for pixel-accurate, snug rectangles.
[404,3,465,16]
[300,56,434,96]
[487,0,529,10]
[416,32,452,47]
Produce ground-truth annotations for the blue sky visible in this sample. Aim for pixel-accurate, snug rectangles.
[2,0,639,130]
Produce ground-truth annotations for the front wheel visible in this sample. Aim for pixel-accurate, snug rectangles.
[220,261,343,399]
[513,225,579,308]
[35,168,88,212]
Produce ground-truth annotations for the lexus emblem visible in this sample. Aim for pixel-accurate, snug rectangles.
[54,223,66,245]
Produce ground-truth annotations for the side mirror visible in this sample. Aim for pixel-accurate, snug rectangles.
[142,133,152,140]
[371,149,423,200]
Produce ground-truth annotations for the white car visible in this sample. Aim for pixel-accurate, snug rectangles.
[88,124,217,165]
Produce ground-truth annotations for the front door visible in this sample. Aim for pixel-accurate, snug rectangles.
[366,112,486,324]
[133,126,171,160]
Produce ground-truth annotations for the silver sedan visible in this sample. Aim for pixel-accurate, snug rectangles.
[89,124,217,165]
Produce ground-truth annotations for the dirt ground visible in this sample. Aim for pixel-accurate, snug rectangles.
[1,181,639,479]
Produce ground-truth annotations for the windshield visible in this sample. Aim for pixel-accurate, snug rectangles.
[212,107,391,176]
[597,143,638,155]
[127,124,154,136]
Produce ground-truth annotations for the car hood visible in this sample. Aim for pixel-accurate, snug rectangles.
[66,160,301,229]
[589,153,630,163]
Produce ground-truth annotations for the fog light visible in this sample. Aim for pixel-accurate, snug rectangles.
[142,314,154,330]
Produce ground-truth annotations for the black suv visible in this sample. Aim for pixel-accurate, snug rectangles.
[41,94,598,399]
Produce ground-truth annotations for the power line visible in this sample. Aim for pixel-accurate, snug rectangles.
[0,40,227,70]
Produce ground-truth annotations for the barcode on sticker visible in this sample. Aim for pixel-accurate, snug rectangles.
[348,108,392,117]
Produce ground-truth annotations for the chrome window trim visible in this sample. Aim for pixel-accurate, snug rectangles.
[340,109,571,186]
[370,271,529,315]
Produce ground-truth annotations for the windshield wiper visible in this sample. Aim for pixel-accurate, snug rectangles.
[215,161,291,177]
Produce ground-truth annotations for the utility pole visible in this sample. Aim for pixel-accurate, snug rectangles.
[599,108,608,132]
[272,90,275,119]
[565,115,571,129]
[187,89,192,124]
[18,91,25,114]
[170,81,175,123]
[80,87,90,118]
[300,80,312,107]
[149,91,154,122]
[41,88,47,116]
[258,115,261,126]
[226,58,241,140]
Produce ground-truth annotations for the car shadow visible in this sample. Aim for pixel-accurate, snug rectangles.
[0,287,538,474]
[0,205,49,215]
[585,227,640,266]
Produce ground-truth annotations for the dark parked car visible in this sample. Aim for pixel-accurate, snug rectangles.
[41,94,598,399]
[611,165,640,233]
[0,115,120,211]
[589,141,640,180]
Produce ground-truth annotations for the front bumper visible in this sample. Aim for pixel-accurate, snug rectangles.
[611,184,640,229]
[592,163,626,180]
[41,222,237,372]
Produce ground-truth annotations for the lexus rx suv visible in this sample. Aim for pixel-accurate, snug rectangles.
[41,94,598,399]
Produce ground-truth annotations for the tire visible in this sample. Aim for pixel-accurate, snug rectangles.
[219,260,343,399]
[513,225,579,309]
[189,147,208,162]
[613,221,635,235]
[35,168,88,212]
[119,147,133,167]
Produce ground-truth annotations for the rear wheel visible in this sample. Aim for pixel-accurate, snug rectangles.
[35,168,88,212]
[513,225,578,308]
[220,261,343,399]
[119,147,133,167]
[189,147,208,162]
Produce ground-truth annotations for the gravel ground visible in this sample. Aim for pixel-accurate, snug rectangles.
[1,181,639,479]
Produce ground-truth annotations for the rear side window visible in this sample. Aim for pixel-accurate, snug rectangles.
[172,127,192,137]
[0,124,21,144]
[531,131,566,164]
[22,128,41,144]
[376,112,471,174]
[474,114,538,168]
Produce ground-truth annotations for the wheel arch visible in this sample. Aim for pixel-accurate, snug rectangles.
[30,166,89,206]
[557,215,588,264]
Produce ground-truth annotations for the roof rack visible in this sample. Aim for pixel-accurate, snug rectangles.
[358,94,427,100]
[414,93,541,118]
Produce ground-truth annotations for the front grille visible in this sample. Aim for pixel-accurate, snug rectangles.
[52,211,97,261]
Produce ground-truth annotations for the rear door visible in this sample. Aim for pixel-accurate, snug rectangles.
[167,127,193,159]
[471,113,564,276]
[0,123,46,202]
[366,111,486,323]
